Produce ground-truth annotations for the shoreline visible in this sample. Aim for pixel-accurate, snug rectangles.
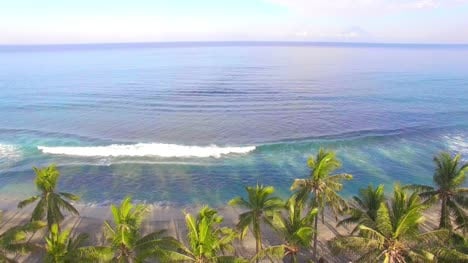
[0,196,354,262]
[0,196,443,262]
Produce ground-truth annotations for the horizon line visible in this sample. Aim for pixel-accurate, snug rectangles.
[2,40,468,47]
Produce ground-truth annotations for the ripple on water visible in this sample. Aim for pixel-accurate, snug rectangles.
[444,135,468,156]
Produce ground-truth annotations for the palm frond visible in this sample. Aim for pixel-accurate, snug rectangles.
[329,236,378,255]
[447,199,467,232]
[432,247,468,262]
[402,184,435,193]
[17,196,40,209]
[75,246,114,262]
[417,229,449,244]
[54,194,79,216]
[250,245,284,263]
[59,192,80,201]
[375,203,392,238]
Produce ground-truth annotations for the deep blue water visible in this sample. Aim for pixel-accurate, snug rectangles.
[1,42,468,206]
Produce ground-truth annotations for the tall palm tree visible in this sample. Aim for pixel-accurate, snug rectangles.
[337,184,385,234]
[291,149,352,261]
[180,206,245,263]
[405,152,468,232]
[330,185,449,262]
[44,223,112,263]
[271,195,318,263]
[228,184,284,261]
[17,165,79,229]
[103,196,186,263]
[0,219,44,262]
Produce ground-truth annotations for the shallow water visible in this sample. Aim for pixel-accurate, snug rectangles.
[1,42,468,206]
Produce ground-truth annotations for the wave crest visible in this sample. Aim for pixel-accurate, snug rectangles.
[37,143,256,158]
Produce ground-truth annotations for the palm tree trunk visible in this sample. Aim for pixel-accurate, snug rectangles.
[255,219,261,263]
[312,214,318,262]
[439,197,448,229]
[312,187,319,262]
[292,253,298,263]
[255,238,261,263]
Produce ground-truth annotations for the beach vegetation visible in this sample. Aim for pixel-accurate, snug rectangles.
[1,151,467,262]
[271,195,317,263]
[330,185,449,262]
[290,148,352,261]
[103,196,185,262]
[0,219,44,262]
[17,164,79,230]
[44,223,112,263]
[178,206,245,263]
[337,184,385,234]
[404,152,468,232]
[229,184,284,262]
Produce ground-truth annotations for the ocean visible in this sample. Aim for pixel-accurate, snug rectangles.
[1,42,467,206]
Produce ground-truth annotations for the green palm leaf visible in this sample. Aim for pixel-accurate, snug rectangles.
[17,196,40,209]
[17,165,80,229]
[405,152,468,231]
[45,223,113,263]
[291,148,352,261]
[181,206,245,262]
[250,245,285,263]
[0,219,45,261]
[229,184,283,261]
[103,196,183,262]
[330,184,448,263]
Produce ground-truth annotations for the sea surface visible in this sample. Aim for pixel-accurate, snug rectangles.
[1,42,468,206]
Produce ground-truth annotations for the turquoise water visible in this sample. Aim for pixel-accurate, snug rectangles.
[1,42,468,206]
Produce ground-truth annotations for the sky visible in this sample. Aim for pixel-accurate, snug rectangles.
[1,0,468,44]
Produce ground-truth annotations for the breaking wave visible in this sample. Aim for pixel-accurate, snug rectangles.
[37,143,256,158]
[0,144,22,164]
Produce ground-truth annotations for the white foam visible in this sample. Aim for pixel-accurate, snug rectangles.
[0,144,21,159]
[445,135,468,155]
[61,160,216,167]
[37,143,256,158]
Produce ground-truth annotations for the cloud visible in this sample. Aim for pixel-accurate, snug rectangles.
[265,0,468,16]
[406,0,439,9]
[336,26,372,39]
[292,26,374,42]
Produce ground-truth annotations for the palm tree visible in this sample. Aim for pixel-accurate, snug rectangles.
[330,185,449,262]
[291,149,352,261]
[44,223,112,263]
[337,184,385,234]
[405,152,468,232]
[0,219,44,262]
[103,196,186,263]
[17,165,79,229]
[271,195,318,263]
[432,232,468,262]
[228,184,284,261]
[180,206,245,263]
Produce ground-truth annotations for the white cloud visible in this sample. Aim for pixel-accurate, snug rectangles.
[336,26,372,39]
[407,0,439,9]
[2,1,467,44]
[265,0,468,16]
[291,26,374,42]
[0,15,241,44]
